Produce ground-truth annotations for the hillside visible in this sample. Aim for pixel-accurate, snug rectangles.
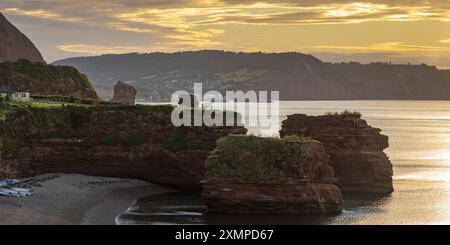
[53,51,450,101]
[0,59,99,99]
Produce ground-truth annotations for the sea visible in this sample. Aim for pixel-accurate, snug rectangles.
[117,101,450,225]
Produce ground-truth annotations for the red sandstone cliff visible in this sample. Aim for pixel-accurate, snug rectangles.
[201,136,343,214]
[0,106,246,192]
[111,81,137,104]
[280,114,394,195]
[0,13,45,63]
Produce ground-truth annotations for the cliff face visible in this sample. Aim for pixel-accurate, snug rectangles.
[53,51,450,101]
[0,105,247,192]
[111,81,137,104]
[0,59,98,99]
[202,135,343,214]
[202,182,343,214]
[280,114,394,195]
[0,13,45,63]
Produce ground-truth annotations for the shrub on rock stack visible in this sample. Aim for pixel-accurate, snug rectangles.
[201,135,343,214]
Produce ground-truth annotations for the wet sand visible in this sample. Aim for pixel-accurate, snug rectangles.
[0,174,175,225]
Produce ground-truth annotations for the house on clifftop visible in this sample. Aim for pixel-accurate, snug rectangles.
[0,85,30,102]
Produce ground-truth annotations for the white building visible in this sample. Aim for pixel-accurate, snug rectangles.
[0,86,30,102]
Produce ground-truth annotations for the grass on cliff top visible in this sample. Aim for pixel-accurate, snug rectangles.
[325,110,362,118]
[162,128,214,152]
[1,100,174,111]
[208,135,312,182]
[0,102,176,154]
[30,101,90,108]
[0,101,176,129]
[1,100,240,127]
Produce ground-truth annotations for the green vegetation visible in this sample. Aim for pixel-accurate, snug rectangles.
[217,69,269,83]
[0,100,174,125]
[208,135,310,182]
[0,99,241,160]
[325,110,362,118]
[1,135,25,157]
[163,129,212,152]
[98,131,146,147]
[282,135,314,143]
[99,131,122,146]
[122,133,146,146]
[0,105,31,158]
[0,102,175,156]
[33,128,90,139]
[31,95,105,105]
[0,59,98,99]
[26,106,93,128]
[0,96,104,109]
[0,59,93,89]
[39,140,95,148]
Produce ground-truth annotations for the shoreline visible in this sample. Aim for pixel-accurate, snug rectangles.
[82,184,177,225]
[0,173,176,225]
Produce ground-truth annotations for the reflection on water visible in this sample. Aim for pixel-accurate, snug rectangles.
[117,192,388,225]
[122,101,450,225]
[117,193,207,225]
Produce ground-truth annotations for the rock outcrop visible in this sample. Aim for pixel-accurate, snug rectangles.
[0,105,246,192]
[202,135,343,214]
[280,114,394,195]
[0,13,45,63]
[111,81,137,104]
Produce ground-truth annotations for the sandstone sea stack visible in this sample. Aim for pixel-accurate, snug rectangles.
[0,13,45,63]
[280,113,394,195]
[111,81,137,104]
[202,135,343,214]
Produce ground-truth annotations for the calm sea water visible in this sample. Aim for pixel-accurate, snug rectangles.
[118,101,450,225]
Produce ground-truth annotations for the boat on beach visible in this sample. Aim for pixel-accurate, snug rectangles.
[0,179,33,197]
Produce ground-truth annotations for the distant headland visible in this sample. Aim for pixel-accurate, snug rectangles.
[54,51,450,101]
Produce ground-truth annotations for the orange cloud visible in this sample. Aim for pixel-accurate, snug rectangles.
[307,42,450,53]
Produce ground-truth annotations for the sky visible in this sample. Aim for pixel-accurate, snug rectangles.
[1,0,450,68]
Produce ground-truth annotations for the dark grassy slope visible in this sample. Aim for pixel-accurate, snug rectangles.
[0,59,99,100]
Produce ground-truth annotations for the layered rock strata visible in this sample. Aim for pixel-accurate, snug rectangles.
[0,105,246,192]
[280,114,394,195]
[202,135,343,214]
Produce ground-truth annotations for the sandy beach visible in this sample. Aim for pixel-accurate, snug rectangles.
[0,174,176,225]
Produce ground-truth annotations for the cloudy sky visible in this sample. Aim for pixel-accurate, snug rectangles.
[1,0,450,68]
